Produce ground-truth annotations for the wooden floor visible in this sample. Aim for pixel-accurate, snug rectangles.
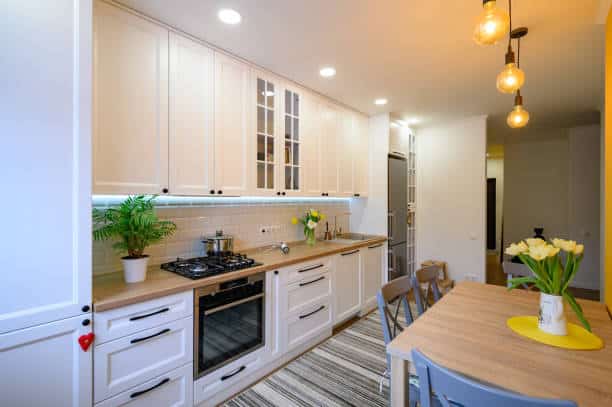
[486,251,601,301]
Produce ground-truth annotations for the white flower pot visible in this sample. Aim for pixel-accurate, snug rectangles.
[121,256,149,283]
[538,293,568,336]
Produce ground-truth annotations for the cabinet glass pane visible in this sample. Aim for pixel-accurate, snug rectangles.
[293,118,299,141]
[257,79,265,106]
[257,163,265,188]
[293,167,300,190]
[257,135,265,161]
[285,116,291,139]
[266,136,274,162]
[257,107,265,134]
[293,142,299,165]
[267,109,274,135]
[266,82,274,107]
[285,90,291,116]
[284,141,291,165]
[293,93,299,116]
[267,164,274,189]
[285,166,292,190]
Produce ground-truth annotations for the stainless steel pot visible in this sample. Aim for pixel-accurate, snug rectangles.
[204,230,234,255]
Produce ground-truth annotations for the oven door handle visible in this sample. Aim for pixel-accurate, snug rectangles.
[203,293,265,316]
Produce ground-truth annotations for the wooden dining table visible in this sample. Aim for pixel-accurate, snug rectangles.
[387,282,612,407]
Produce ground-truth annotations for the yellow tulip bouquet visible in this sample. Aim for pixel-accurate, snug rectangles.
[292,209,325,246]
[505,238,590,332]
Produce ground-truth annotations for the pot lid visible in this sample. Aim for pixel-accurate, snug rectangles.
[205,230,233,241]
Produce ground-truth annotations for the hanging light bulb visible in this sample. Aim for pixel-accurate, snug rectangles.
[496,45,525,93]
[507,91,529,128]
[473,0,510,46]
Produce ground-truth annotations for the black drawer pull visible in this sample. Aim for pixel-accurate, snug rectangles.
[299,276,325,287]
[130,378,170,398]
[368,244,383,249]
[341,250,360,256]
[130,328,170,344]
[221,366,246,381]
[298,264,324,273]
[129,307,170,321]
[299,305,325,319]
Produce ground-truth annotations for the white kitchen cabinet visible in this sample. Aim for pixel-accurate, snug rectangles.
[338,109,355,197]
[353,114,370,197]
[361,242,386,313]
[302,94,323,196]
[214,52,250,196]
[0,314,93,407]
[334,249,362,324]
[169,32,215,196]
[280,84,303,196]
[96,363,193,407]
[320,102,340,196]
[93,1,169,195]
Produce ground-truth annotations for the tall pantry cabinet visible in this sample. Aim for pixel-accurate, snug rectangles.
[0,0,93,406]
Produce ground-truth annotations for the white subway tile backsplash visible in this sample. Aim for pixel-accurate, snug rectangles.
[93,201,351,275]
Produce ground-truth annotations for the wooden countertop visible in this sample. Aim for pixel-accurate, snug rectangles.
[93,236,387,312]
[388,282,612,407]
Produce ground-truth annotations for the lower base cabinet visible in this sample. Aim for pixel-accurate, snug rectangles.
[96,363,193,407]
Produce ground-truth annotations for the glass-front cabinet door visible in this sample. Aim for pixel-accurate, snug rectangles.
[254,75,277,195]
[282,87,301,195]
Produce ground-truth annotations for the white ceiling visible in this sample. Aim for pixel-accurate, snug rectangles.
[117,0,605,136]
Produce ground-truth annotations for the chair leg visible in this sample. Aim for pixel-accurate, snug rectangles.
[379,369,388,394]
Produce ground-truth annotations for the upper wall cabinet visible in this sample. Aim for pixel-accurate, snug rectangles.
[338,110,355,197]
[93,1,169,195]
[320,102,340,196]
[301,94,322,197]
[281,85,303,196]
[353,114,369,197]
[168,32,215,196]
[214,52,250,196]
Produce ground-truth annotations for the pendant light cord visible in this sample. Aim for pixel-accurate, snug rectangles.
[508,0,513,47]
[517,37,521,68]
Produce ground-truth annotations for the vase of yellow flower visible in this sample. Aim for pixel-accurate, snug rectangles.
[505,238,589,335]
[292,209,325,246]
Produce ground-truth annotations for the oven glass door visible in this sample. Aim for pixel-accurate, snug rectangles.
[198,282,264,376]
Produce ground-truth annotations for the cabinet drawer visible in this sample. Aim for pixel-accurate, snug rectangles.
[94,317,193,403]
[194,349,266,405]
[94,291,193,344]
[281,257,332,285]
[287,272,331,314]
[287,299,332,351]
[96,363,193,407]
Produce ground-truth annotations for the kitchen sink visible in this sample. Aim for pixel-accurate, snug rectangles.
[333,233,378,243]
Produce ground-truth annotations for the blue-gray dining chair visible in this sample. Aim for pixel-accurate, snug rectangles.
[411,349,578,407]
[414,265,443,314]
[376,275,425,405]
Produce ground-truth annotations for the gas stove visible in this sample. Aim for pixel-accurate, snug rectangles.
[161,254,262,280]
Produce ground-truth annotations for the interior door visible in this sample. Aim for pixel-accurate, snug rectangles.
[388,155,408,244]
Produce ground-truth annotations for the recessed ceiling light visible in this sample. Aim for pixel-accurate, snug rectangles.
[218,8,242,25]
[319,67,336,78]
[374,98,388,106]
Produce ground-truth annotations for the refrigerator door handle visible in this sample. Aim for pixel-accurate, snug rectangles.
[388,249,394,274]
[388,212,395,242]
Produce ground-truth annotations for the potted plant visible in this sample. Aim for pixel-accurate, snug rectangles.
[93,195,176,283]
[292,209,325,246]
[505,238,590,335]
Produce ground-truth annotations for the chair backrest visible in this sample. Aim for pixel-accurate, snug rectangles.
[411,349,578,407]
[414,265,443,312]
[376,275,422,369]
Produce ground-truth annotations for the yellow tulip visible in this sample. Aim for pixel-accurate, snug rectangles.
[311,210,319,217]
[573,244,584,256]
[505,242,527,256]
[291,217,298,225]
[525,238,546,248]
[552,238,577,253]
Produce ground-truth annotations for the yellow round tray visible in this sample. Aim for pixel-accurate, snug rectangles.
[507,316,604,350]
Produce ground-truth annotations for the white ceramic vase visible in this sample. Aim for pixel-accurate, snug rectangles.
[538,293,568,336]
[121,256,149,283]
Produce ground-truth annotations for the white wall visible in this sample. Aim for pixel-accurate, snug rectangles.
[351,113,390,236]
[486,158,504,251]
[416,115,487,283]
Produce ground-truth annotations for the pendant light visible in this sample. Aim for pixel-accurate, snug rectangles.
[473,0,510,46]
[497,23,528,94]
[507,90,529,128]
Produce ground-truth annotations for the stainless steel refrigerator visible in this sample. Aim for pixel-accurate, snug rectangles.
[388,154,408,281]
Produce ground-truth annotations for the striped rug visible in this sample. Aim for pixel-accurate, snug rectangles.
[223,304,417,407]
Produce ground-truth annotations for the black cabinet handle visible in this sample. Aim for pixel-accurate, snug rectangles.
[82,319,90,326]
[274,270,279,275]
[218,190,223,195]
[162,188,169,193]
[298,264,324,273]
[130,328,170,344]
[277,192,281,196]
[129,307,170,321]
[299,276,325,287]
[221,366,246,381]
[341,250,360,256]
[210,190,215,194]
[299,305,325,319]
[354,193,360,197]
[282,192,286,196]
[321,193,325,197]
[368,244,383,249]
[130,378,170,398]
[82,305,90,312]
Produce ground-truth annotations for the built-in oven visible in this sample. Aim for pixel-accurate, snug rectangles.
[194,273,265,379]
